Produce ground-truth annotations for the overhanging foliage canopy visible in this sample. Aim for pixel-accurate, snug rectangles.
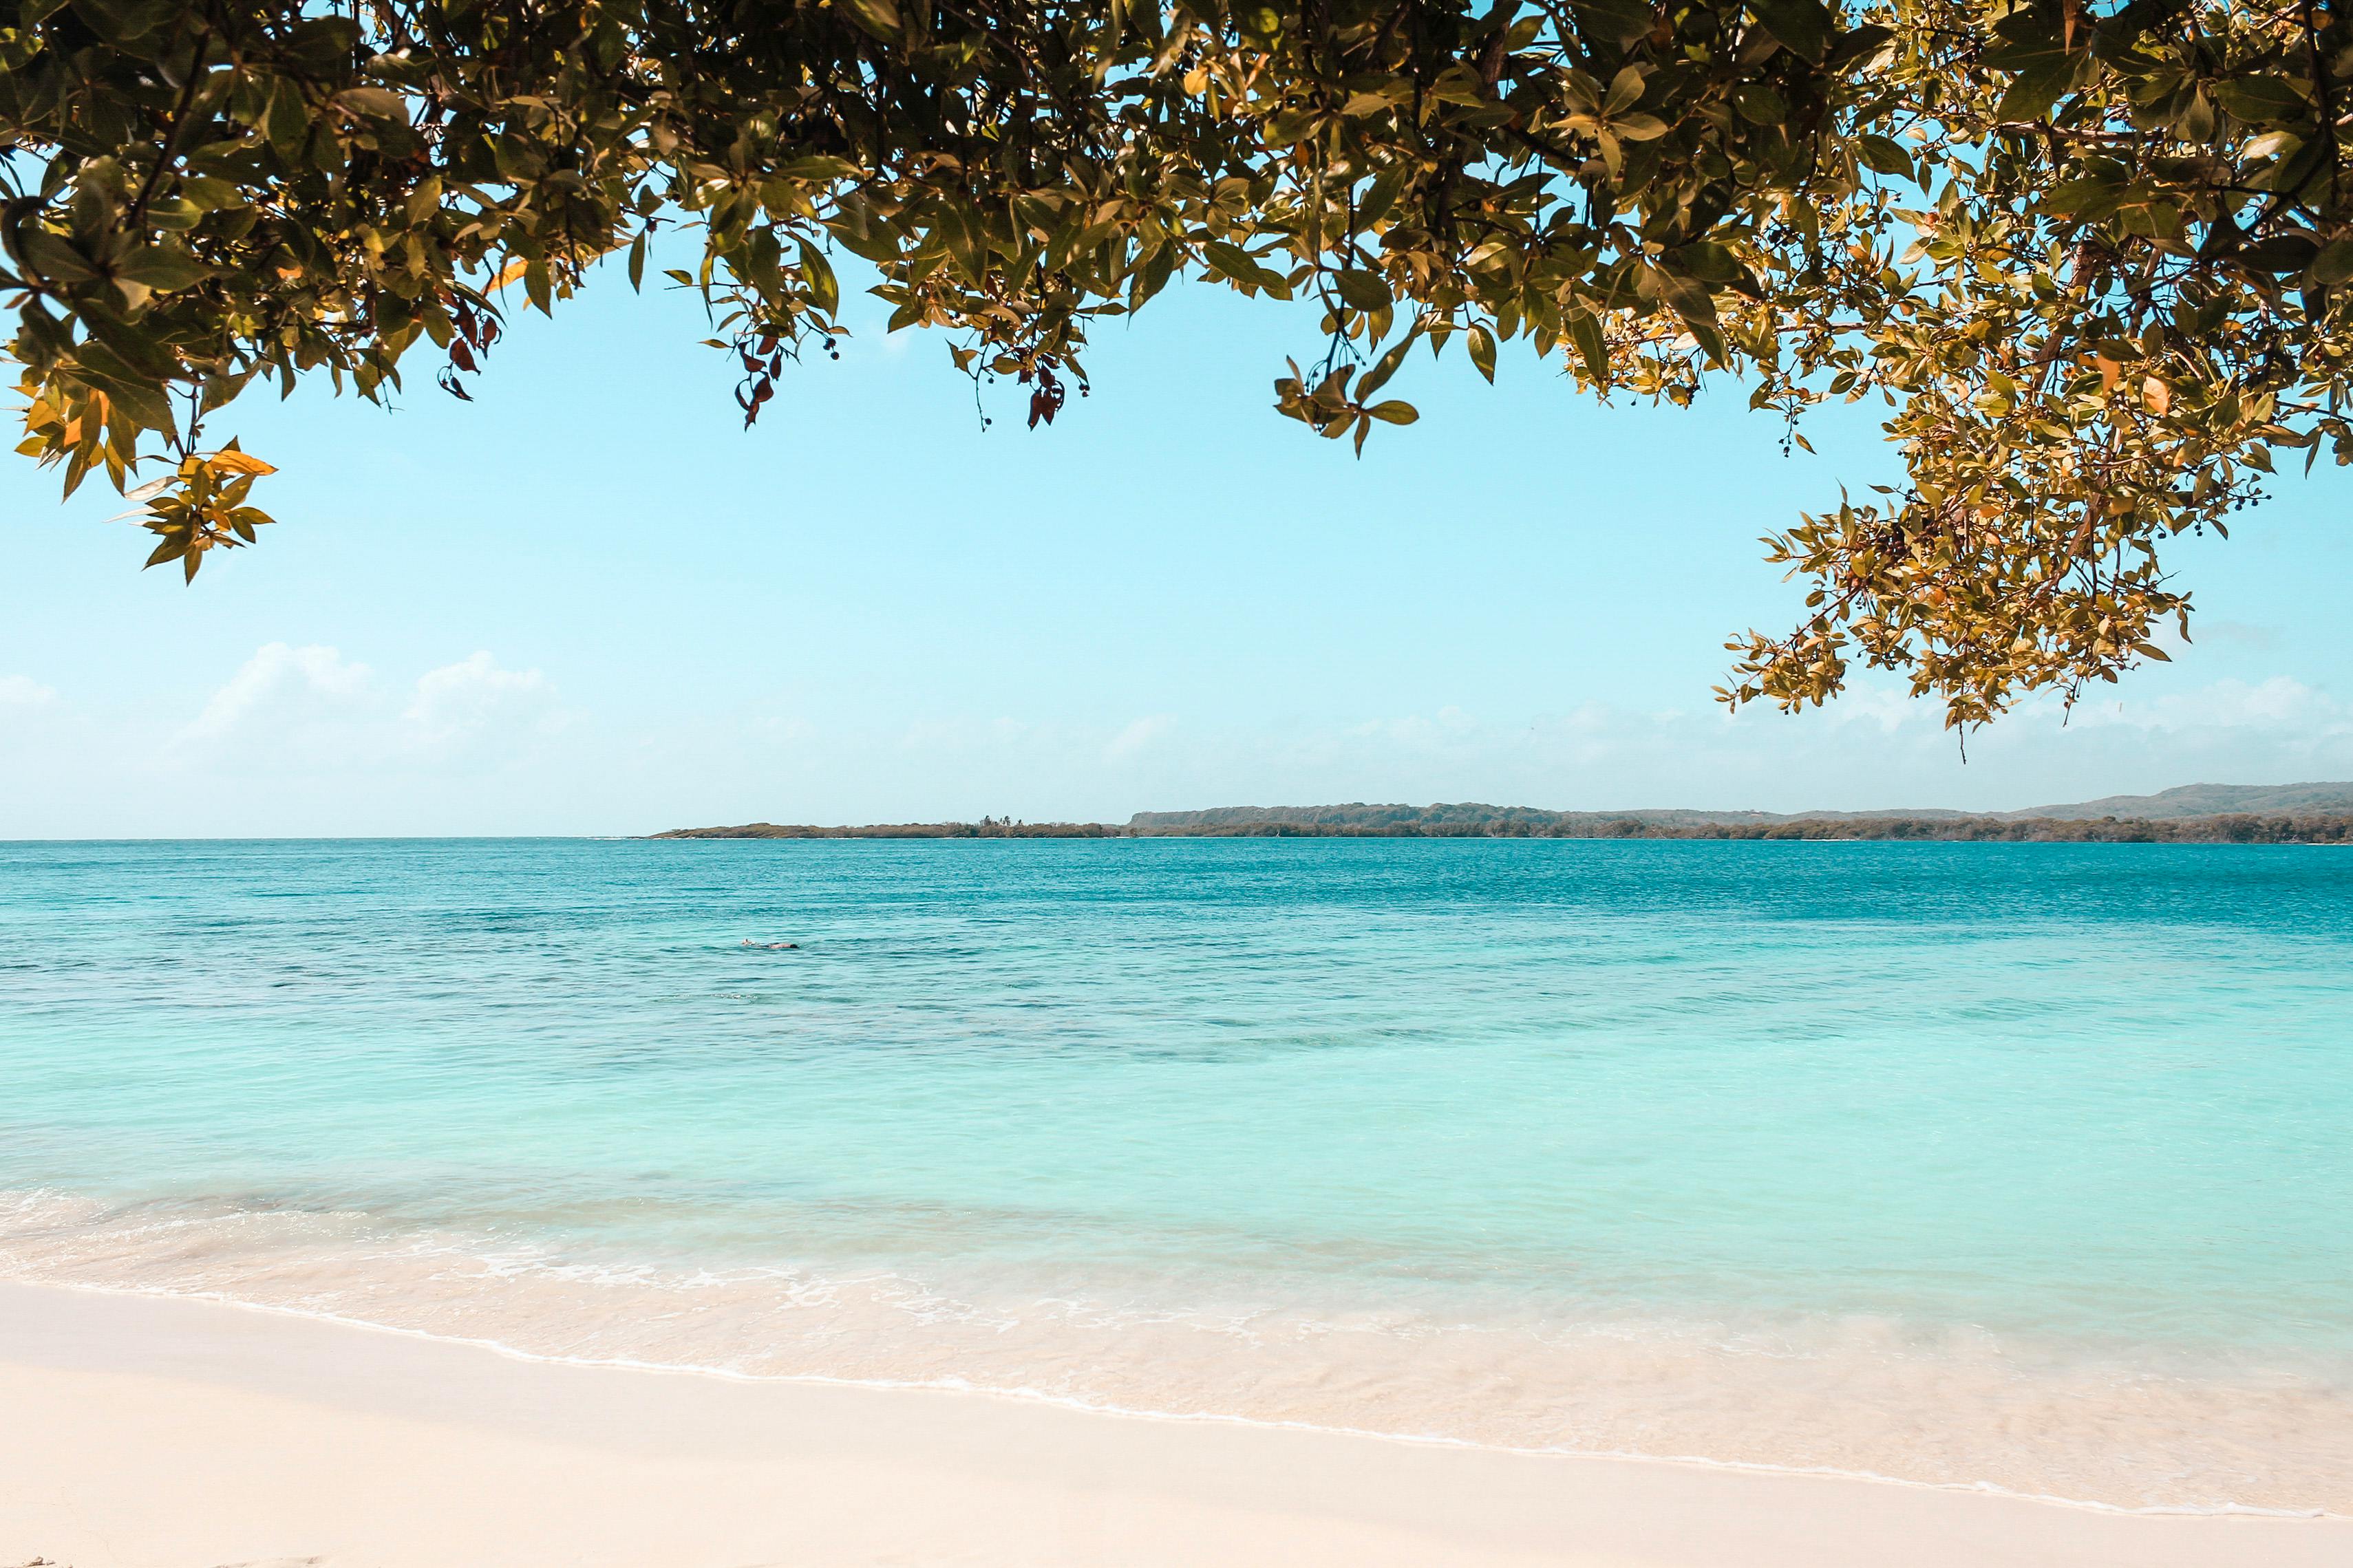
[4,0,2348,724]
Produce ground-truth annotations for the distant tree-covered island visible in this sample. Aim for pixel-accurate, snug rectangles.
[654,786,2353,844]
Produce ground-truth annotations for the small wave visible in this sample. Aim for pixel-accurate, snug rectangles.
[0,1274,2333,1521]
[3,1188,2349,1516]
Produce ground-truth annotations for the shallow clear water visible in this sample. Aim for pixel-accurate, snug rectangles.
[3,838,2348,1509]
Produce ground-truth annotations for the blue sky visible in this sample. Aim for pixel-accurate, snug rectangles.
[5,257,2350,835]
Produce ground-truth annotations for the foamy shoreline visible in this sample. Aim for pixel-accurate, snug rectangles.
[12,1178,2352,1516]
[6,1273,2339,1522]
[3,1281,2345,1567]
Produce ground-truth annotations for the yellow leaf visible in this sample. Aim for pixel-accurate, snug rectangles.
[2141,376,2171,415]
[206,450,278,476]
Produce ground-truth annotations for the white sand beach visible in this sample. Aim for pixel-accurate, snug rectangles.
[2,1280,2343,1567]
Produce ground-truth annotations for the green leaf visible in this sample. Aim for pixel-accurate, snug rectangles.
[2214,77,2308,126]
[1996,63,2077,124]
[1856,135,1914,179]
[115,248,217,291]
[1657,270,1718,326]
[1566,312,1609,383]
[1467,323,1496,383]
[19,230,95,283]
[1568,0,1656,49]
[1601,67,1646,118]
[2237,233,2319,274]
[178,175,241,211]
[1202,239,1281,292]
[743,227,783,294]
[1749,0,1835,65]
[1734,85,1787,126]
[1132,237,1178,308]
[284,15,362,66]
[2041,175,2128,222]
[262,78,311,155]
[1672,241,1742,283]
[1356,330,1416,399]
[1333,268,1391,312]
[838,0,902,40]
[1983,12,2089,124]
[1686,320,1729,367]
[1825,22,1893,67]
[799,238,840,314]
[939,201,986,283]
[335,87,409,122]
[1354,167,1408,230]
[777,155,863,182]
[2307,239,2353,288]
[833,219,903,266]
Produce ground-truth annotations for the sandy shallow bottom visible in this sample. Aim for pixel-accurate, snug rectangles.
[1,1282,2346,1568]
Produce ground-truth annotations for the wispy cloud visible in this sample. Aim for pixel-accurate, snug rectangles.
[616,674,2353,827]
[0,674,57,707]
[2056,675,2348,734]
[178,643,563,766]
[403,651,562,753]
[184,642,373,743]
[10,649,2352,836]
[1105,714,1175,761]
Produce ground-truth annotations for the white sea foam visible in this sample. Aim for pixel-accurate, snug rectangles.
[4,1187,2345,1516]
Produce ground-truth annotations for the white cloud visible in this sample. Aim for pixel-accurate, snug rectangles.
[178,643,562,769]
[954,674,2353,819]
[184,643,373,743]
[403,652,561,751]
[1105,714,1175,760]
[1817,682,1919,735]
[16,648,2353,836]
[2058,675,2347,734]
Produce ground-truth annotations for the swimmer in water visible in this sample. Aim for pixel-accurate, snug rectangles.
[741,941,799,949]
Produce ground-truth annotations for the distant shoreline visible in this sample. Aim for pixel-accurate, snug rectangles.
[651,813,2353,845]
[654,784,2353,844]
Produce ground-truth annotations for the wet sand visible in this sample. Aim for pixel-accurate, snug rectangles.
[1,1281,2343,1567]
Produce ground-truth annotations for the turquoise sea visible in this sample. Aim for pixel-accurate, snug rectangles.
[2,837,2347,1510]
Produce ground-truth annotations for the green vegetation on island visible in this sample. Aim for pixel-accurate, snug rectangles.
[10,2,2353,726]
[654,784,2353,841]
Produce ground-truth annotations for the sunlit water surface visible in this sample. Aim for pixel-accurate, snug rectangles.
[3,838,2348,1510]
